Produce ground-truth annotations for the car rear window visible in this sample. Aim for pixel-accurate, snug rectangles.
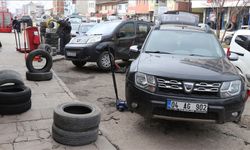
[144,30,224,58]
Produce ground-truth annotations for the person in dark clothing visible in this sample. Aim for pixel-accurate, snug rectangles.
[12,17,21,33]
[56,18,72,55]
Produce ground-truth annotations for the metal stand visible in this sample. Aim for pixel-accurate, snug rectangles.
[108,47,128,111]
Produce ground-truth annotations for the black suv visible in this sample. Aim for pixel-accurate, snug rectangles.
[126,12,248,123]
[64,20,151,70]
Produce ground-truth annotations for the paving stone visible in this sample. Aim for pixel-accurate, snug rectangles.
[0,132,17,144]
[0,123,16,134]
[16,109,42,122]
[95,136,116,150]
[32,119,53,130]
[38,130,51,139]
[40,108,54,119]
[0,115,18,124]
[14,140,53,150]
[0,144,13,150]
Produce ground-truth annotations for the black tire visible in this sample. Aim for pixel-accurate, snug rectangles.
[225,22,234,31]
[0,41,2,47]
[72,61,86,68]
[0,70,24,86]
[52,124,98,146]
[0,85,31,105]
[97,51,113,71]
[122,59,129,62]
[26,49,53,73]
[0,100,31,115]
[54,102,101,132]
[26,71,53,81]
[38,44,53,56]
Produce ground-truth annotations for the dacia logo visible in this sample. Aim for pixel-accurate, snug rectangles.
[183,82,194,93]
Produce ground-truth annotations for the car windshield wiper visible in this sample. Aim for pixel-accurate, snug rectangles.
[189,54,207,57]
[145,51,172,54]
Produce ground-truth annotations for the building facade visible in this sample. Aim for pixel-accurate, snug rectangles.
[22,2,44,19]
[75,0,96,16]
[53,0,64,16]
[64,0,76,17]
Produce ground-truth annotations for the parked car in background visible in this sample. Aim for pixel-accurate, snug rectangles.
[76,23,96,36]
[229,29,250,90]
[224,33,234,45]
[65,20,152,70]
[20,15,32,27]
[126,11,247,124]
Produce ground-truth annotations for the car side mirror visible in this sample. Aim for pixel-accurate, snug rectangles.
[228,53,239,61]
[117,31,126,38]
[130,45,140,53]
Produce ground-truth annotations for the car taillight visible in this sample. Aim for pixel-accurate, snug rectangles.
[227,47,231,57]
[247,90,250,97]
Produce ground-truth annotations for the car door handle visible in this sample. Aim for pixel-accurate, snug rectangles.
[231,51,244,56]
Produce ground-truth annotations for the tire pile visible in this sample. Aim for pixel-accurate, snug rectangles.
[26,49,53,81]
[52,102,101,146]
[0,70,31,115]
[45,32,59,49]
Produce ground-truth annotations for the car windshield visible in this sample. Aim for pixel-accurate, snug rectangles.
[86,21,121,35]
[71,23,80,31]
[79,24,94,33]
[144,30,224,58]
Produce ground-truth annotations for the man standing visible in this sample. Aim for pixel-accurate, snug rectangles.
[57,18,72,55]
[12,16,21,33]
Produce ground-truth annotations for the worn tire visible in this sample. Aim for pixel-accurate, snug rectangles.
[97,51,113,71]
[38,44,53,56]
[26,71,53,81]
[52,124,98,146]
[54,102,101,132]
[26,49,53,73]
[72,61,86,68]
[0,100,31,115]
[0,70,24,86]
[0,85,31,105]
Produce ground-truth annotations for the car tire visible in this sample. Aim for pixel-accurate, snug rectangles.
[225,39,231,45]
[0,100,31,115]
[72,61,87,68]
[122,59,129,62]
[97,51,113,71]
[0,70,24,86]
[26,71,53,81]
[26,49,53,73]
[52,123,98,146]
[0,85,31,105]
[38,44,53,56]
[53,102,101,132]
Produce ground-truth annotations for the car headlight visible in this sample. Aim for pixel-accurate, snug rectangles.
[87,36,102,44]
[220,80,241,98]
[135,72,156,92]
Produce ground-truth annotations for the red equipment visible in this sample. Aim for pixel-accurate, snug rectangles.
[14,26,41,53]
[0,11,12,33]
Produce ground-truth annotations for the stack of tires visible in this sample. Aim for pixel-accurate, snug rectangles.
[26,49,53,81]
[0,70,31,115]
[52,102,101,146]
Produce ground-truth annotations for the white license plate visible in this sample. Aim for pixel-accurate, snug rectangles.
[167,100,208,113]
[67,52,76,57]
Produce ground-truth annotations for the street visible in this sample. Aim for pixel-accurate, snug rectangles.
[53,58,250,150]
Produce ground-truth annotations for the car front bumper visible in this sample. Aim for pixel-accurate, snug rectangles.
[64,43,99,62]
[126,81,247,124]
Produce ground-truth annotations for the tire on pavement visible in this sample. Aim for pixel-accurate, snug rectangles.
[52,123,98,146]
[0,70,24,86]
[54,102,101,132]
[0,100,31,115]
[97,51,113,71]
[38,44,53,56]
[26,71,53,81]
[72,61,86,68]
[0,85,31,105]
[26,49,53,73]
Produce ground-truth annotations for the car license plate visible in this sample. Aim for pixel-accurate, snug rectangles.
[167,100,208,113]
[67,52,76,57]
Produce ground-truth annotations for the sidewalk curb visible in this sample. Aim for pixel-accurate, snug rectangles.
[52,55,65,62]
[51,69,77,100]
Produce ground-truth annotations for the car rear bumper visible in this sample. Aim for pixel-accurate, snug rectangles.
[126,81,246,124]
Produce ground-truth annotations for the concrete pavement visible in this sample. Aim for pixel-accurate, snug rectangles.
[0,33,116,150]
